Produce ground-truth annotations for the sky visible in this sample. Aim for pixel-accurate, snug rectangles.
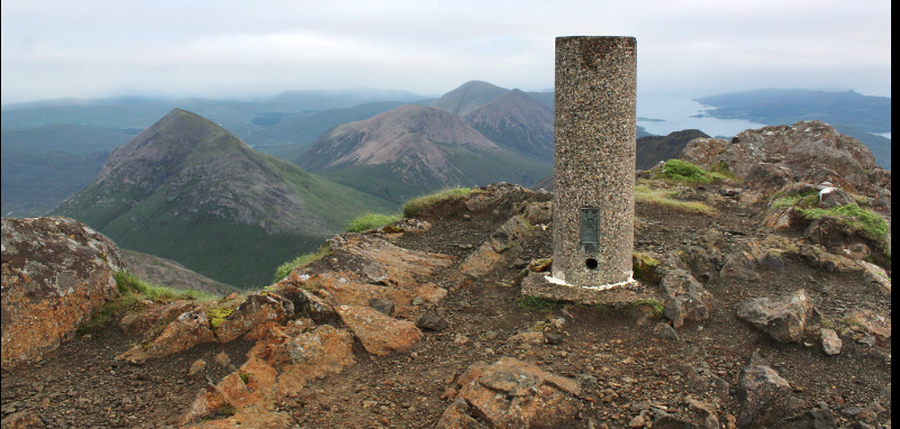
[0,0,892,105]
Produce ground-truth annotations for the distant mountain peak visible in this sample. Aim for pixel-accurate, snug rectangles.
[430,81,509,116]
[96,108,251,192]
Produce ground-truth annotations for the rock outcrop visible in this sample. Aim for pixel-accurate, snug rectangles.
[1,217,125,368]
[681,120,881,194]
[658,258,715,328]
[736,290,814,343]
[436,357,582,428]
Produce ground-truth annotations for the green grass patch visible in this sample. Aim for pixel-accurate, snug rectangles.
[635,185,717,215]
[273,243,333,282]
[774,190,890,264]
[79,271,218,335]
[656,159,731,184]
[402,187,473,218]
[114,271,217,302]
[344,212,402,233]
[796,204,889,240]
[517,295,562,313]
[772,190,819,210]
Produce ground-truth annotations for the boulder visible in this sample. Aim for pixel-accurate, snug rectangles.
[435,357,581,429]
[736,365,793,428]
[119,307,218,364]
[118,286,331,364]
[844,308,891,339]
[736,290,813,343]
[804,216,888,265]
[1,217,125,369]
[212,292,297,343]
[182,325,355,424]
[796,244,864,274]
[335,305,422,356]
[119,300,193,336]
[720,241,784,281]
[817,187,856,209]
[659,265,715,328]
[453,216,534,283]
[462,183,552,217]
[416,312,450,331]
[859,260,891,294]
[762,207,798,231]
[819,328,842,356]
[521,201,552,225]
[287,234,453,315]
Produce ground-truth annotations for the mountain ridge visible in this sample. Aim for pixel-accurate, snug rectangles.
[52,108,395,287]
[298,104,551,202]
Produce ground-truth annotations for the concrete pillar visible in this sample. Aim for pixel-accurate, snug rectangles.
[552,36,637,288]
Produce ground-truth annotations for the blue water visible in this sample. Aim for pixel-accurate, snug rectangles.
[636,96,768,138]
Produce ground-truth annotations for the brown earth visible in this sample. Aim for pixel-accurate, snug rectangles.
[1,181,891,429]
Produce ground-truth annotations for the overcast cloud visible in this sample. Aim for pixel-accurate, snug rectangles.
[0,0,891,105]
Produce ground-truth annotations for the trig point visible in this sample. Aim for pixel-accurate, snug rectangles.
[552,36,637,290]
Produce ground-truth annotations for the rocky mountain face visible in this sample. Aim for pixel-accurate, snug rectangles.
[463,88,555,162]
[299,104,552,202]
[52,108,394,287]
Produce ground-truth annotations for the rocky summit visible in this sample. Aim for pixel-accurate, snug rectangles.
[0,121,892,429]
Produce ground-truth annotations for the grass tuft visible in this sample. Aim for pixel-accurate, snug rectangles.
[273,243,333,283]
[635,185,716,215]
[345,213,402,233]
[78,271,218,335]
[402,187,473,218]
[656,159,731,184]
[773,191,890,263]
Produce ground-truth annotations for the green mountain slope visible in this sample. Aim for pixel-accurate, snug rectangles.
[52,108,394,287]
